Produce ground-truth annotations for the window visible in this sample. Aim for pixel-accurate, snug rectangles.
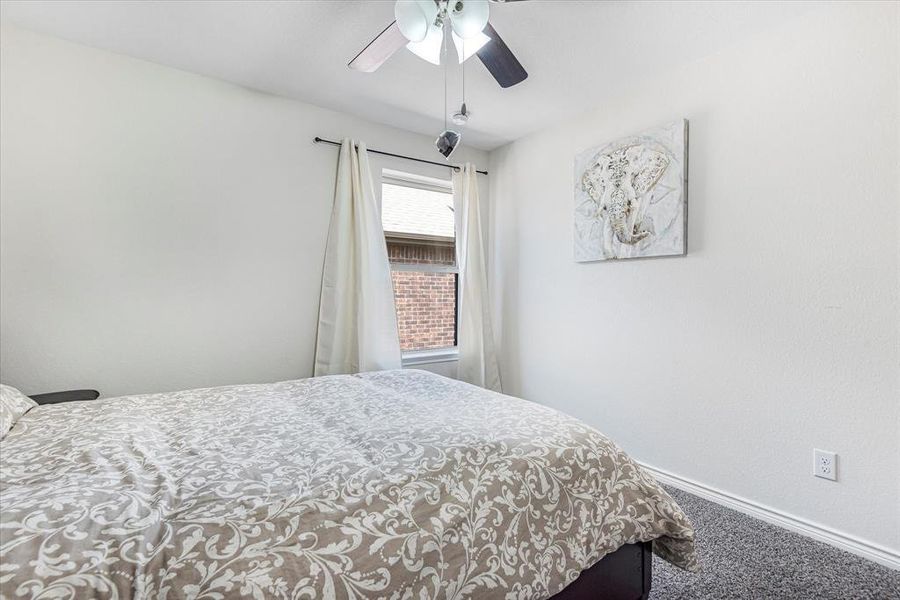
[381,169,457,356]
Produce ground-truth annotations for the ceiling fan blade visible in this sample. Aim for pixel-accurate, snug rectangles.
[477,23,527,88]
[348,21,407,72]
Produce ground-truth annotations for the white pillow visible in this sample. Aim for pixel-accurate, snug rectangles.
[0,384,37,440]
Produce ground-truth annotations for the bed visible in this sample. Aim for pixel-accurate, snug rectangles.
[0,370,697,599]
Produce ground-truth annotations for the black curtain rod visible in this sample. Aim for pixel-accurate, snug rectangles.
[313,137,488,176]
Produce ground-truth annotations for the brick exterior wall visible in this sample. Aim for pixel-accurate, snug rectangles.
[387,241,455,265]
[387,240,457,351]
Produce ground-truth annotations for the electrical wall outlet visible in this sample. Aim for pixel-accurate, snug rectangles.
[814,449,837,481]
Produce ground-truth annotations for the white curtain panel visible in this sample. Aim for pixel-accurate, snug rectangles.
[314,139,402,376]
[453,164,502,392]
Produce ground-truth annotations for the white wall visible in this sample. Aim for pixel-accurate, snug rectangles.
[489,2,899,555]
[0,25,483,397]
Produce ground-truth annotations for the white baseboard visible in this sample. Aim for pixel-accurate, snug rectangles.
[637,462,900,571]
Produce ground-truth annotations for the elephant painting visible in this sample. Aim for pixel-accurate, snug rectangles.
[574,120,687,262]
[581,144,669,245]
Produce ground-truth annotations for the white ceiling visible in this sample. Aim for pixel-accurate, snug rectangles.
[0,1,816,150]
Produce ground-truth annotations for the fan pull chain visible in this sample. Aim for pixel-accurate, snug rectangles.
[443,24,448,131]
[462,38,466,106]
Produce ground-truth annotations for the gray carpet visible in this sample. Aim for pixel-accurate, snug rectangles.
[651,486,900,599]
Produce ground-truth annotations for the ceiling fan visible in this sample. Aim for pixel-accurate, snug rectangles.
[348,0,529,89]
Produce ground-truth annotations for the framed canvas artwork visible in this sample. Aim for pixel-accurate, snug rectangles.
[574,119,688,262]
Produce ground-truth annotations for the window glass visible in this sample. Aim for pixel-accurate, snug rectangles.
[381,175,457,352]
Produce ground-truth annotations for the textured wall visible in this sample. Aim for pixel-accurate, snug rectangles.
[488,2,899,554]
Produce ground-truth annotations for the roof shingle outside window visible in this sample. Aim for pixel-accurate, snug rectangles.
[381,183,454,241]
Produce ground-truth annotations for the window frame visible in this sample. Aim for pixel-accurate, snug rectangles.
[381,169,459,364]
[383,168,453,194]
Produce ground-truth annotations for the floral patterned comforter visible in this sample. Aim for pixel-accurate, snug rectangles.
[0,370,696,599]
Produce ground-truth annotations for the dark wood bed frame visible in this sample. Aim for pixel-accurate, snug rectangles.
[31,390,653,599]
[553,542,652,600]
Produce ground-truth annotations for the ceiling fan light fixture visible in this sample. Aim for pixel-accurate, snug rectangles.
[350,0,527,88]
[448,0,490,39]
[394,1,426,42]
[451,30,491,63]
[406,22,444,65]
[394,0,439,43]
